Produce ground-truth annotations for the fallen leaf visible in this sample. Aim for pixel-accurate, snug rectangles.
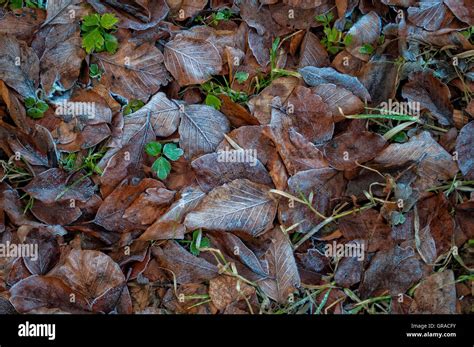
[164,35,222,86]
[323,131,387,171]
[184,179,277,237]
[95,40,171,101]
[409,270,457,313]
[258,228,301,304]
[178,104,230,160]
[455,121,474,180]
[402,71,453,126]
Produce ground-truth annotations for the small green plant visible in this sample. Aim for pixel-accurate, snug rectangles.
[20,193,34,214]
[123,99,145,115]
[235,71,249,84]
[24,96,48,119]
[316,12,352,55]
[81,13,119,54]
[60,147,106,175]
[209,8,233,26]
[201,77,249,109]
[359,43,375,55]
[89,63,102,80]
[190,230,210,256]
[195,8,233,26]
[145,141,183,180]
[0,0,45,9]
[461,26,473,43]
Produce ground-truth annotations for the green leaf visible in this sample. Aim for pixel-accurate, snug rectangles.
[392,211,406,226]
[129,99,145,109]
[36,100,49,113]
[152,157,171,180]
[100,13,119,30]
[205,94,221,110]
[82,28,104,54]
[10,0,23,9]
[343,33,353,46]
[235,71,249,84]
[392,131,408,143]
[89,63,99,74]
[163,143,184,161]
[359,43,374,55]
[103,32,118,53]
[190,230,210,256]
[145,141,162,157]
[83,14,100,27]
[27,108,44,119]
[24,97,36,108]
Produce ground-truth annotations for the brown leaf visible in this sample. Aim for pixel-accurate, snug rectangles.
[339,209,392,252]
[94,177,163,232]
[323,131,387,171]
[178,104,230,160]
[279,168,345,233]
[49,249,127,312]
[152,241,218,284]
[10,275,89,313]
[373,131,458,191]
[23,228,60,275]
[0,8,46,42]
[86,0,169,30]
[402,71,453,125]
[409,270,457,313]
[408,1,453,31]
[334,239,365,287]
[95,40,171,101]
[263,99,329,175]
[455,121,474,180]
[359,244,423,298]
[43,0,86,26]
[191,151,273,192]
[139,186,205,241]
[358,55,399,106]
[298,31,329,68]
[217,125,275,166]
[99,113,156,196]
[0,34,39,97]
[23,168,95,204]
[164,35,222,86]
[40,25,85,95]
[248,76,300,125]
[168,0,207,21]
[444,0,474,25]
[209,275,256,312]
[299,66,372,102]
[122,92,180,141]
[184,179,277,237]
[258,228,301,304]
[207,231,270,279]
[285,85,334,144]
[30,200,82,226]
[345,11,382,61]
[311,84,364,121]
